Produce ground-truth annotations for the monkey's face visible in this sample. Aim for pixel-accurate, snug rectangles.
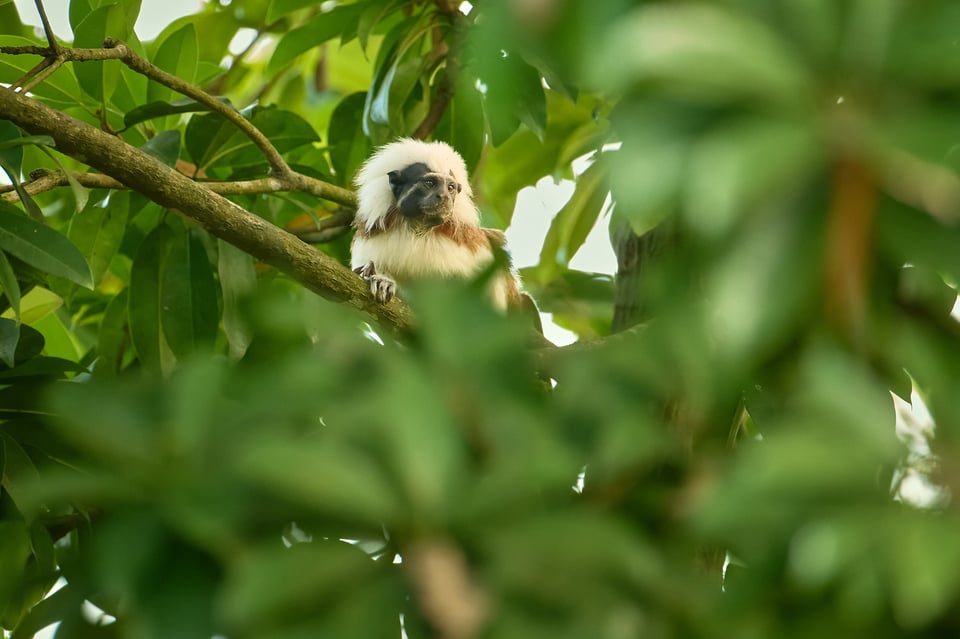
[387,162,462,229]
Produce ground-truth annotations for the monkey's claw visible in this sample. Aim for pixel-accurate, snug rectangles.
[354,261,396,303]
[368,274,396,303]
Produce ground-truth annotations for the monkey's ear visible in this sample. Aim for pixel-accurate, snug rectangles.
[388,170,403,186]
[449,170,462,193]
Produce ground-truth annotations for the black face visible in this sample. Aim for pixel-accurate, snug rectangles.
[387,162,462,225]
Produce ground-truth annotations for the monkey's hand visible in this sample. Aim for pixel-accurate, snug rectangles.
[353,261,397,303]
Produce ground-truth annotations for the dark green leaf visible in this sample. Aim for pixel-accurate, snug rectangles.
[123,97,229,129]
[129,224,173,374]
[0,120,24,173]
[0,318,18,368]
[329,92,371,183]
[141,130,181,167]
[436,71,486,172]
[96,289,129,377]
[479,52,547,146]
[0,161,44,223]
[161,229,219,359]
[0,203,93,288]
[0,520,31,610]
[9,582,81,639]
[0,250,21,321]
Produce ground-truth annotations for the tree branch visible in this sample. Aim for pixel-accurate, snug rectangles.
[0,40,358,207]
[0,87,413,333]
[0,170,357,218]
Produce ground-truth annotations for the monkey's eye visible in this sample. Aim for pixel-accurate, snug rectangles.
[423,178,436,188]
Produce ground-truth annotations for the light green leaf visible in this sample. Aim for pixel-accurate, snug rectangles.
[538,159,609,277]
[683,116,821,239]
[267,4,362,74]
[0,36,84,108]
[218,239,255,360]
[596,4,811,108]
[148,24,199,131]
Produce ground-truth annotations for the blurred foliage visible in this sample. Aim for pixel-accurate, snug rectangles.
[0,0,958,637]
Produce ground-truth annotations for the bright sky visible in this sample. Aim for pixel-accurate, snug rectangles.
[12,0,616,346]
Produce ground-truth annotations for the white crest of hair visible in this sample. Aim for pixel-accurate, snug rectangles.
[353,138,477,233]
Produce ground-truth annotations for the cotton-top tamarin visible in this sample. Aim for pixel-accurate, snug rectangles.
[351,139,538,325]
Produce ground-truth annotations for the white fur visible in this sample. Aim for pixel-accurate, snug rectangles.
[352,228,492,279]
[353,138,478,234]
[351,139,513,310]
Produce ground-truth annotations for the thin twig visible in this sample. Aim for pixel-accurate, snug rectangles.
[102,38,293,178]
[33,0,60,52]
[1,170,357,212]
[412,14,466,140]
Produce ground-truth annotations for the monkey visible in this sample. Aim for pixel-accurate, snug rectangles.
[350,138,540,330]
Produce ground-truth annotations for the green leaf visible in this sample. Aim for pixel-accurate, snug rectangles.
[0,2,27,37]
[479,52,547,146]
[683,116,821,239]
[186,107,318,173]
[9,582,81,639]
[129,224,173,375]
[0,317,18,367]
[266,0,320,24]
[161,229,219,359]
[538,159,609,276]
[220,539,396,633]
[123,97,229,130]
[0,120,24,173]
[328,92,371,183]
[73,4,126,103]
[141,130,181,167]
[0,323,44,369]
[0,250,19,321]
[234,437,402,526]
[147,24,199,131]
[435,71,486,172]
[365,51,426,133]
[96,289,129,377]
[67,194,130,286]
[0,160,45,223]
[267,4,363,74]
[0,203,93,288]
[0,129,57,208]
[218,239,255,360]
[0,520,31,610]
[595,4,812,108]
[35,146,89,213]
[0,36,84,108]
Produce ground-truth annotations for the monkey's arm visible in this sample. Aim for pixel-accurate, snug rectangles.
[353,261,397,303]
